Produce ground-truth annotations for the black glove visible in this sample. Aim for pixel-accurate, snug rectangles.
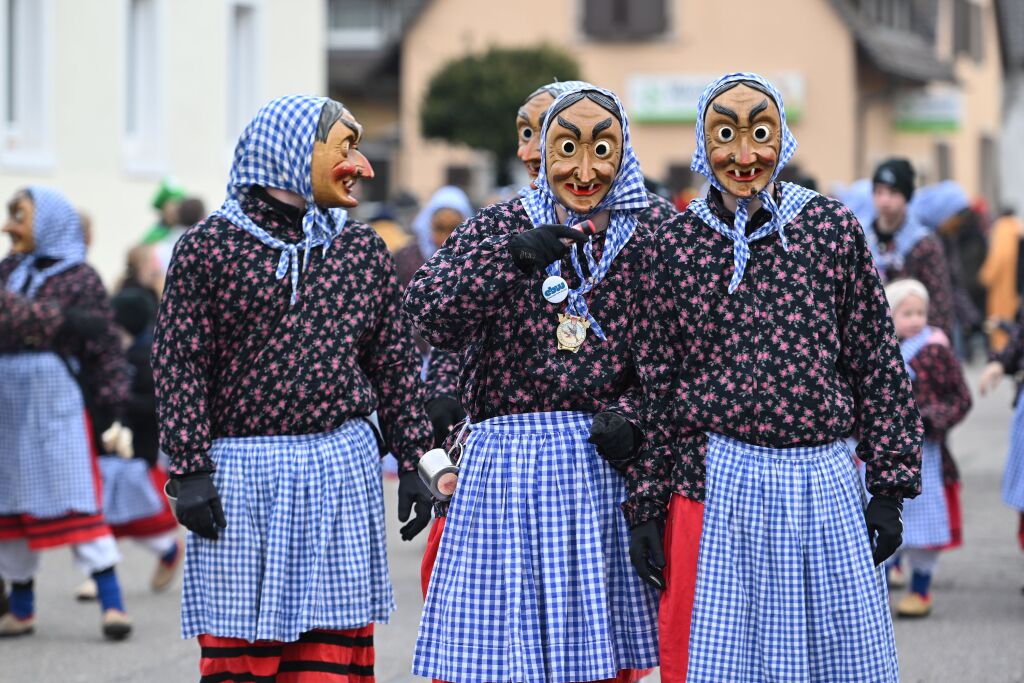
[864,494,903,566]
[508,224,588,274]
[398,470,432,541]
[629,519,666,591]
[588,412,639,472]
[56,307,106,345]
[173,473,227,540]
[425,397,467,448]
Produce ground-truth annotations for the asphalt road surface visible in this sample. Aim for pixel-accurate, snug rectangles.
[2,364,1023,682]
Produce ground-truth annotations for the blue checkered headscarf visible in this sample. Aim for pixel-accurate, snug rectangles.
[215,95,350,305]
[5,186,85,299]
[688,72,817,293]
[862,214,931,280]
[521,84,648,340]
[910,180,969,231]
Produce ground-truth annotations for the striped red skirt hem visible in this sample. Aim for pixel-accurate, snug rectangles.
[198,625,374,683]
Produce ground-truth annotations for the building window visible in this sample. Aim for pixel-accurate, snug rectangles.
[124,0,164,174]
[227,0,262,144]
[934,140,952,181]
[582,0,668,41]
[0,0,53,169]
[979,133,999,210]
[953,0,984,63]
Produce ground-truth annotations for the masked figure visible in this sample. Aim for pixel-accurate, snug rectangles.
[628,73,922,682]
[864,159,956,337]
[151,96,433,681]
[0,187,133,640]
[405,85,660,683]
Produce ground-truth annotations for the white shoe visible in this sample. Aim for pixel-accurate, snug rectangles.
[74,578,98,601]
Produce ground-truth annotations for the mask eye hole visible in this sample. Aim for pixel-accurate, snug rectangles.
[717,126,735,143]
[752,125,772,143]
[521,127,533,141]
[560,139,576,155]
[594,141,612,158]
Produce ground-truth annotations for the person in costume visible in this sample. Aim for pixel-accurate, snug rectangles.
[866,159,956,337]
[979,303,1024,578]
[0,186,133,640]
[141,177,187,246]
[74,287,182,602]
[876,279,970,618]
[628,73,922,682]
[978,209,1022,352]
[151,95,434,681]
[405,85,660,683]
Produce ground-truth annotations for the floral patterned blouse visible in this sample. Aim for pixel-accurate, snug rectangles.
[875,232,956,337]
[0,259,129,411]
[624,190,924,527]
[419,191,678,407]
[151,188,432,476]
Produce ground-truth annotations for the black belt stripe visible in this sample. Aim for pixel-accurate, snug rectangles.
[297,631,374,648]
[199,672,276,683]
[277,660,375,677]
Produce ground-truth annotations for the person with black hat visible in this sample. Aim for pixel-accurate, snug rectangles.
[868,158,956,337]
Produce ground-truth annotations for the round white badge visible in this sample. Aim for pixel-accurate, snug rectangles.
[542,275,569,304]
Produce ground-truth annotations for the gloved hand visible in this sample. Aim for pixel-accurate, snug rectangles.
[173,473,227,540]
[101,421,135,459]
[588,412,638,472]
[398,470,432,541]
[629,519,665,591]
[508,224,588,274]
[864,494,903,566]
[56,307,106,344]
[425,397,467,448]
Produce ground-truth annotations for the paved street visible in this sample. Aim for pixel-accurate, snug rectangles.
[2,364,1023,682]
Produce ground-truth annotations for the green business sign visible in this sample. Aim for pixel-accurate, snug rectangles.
[627,73,805,124]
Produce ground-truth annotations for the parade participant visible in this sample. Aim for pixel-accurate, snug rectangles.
[630,73,922,682]
[0,187,133,640]
[141,176,186,245]
[866,159,956,337]
[979,209,1022,352]
[979,304,1024,573]
[879,279,970,618]
[74,287,182,602]
[151,95,433,681]
[406,85,660,683]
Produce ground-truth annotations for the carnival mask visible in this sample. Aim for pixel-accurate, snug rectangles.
[516,91,555,180]
[545,95,623,214]
[311,101,374,209]
[703,83,781,198]
[2,191,34,254]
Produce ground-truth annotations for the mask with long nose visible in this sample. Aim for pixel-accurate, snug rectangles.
[311,103,374,208]
[545,97,623,214]
[703,83,781,198]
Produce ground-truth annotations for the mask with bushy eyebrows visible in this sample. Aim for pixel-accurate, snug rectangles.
[703,82,782,198]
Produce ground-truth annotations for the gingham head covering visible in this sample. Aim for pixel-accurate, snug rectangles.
[910,180,969,231]
[688,72,817,293]
[5,186,85,299]
[861,212,931,280]
[215,95,350,305]
[521,84,648,340]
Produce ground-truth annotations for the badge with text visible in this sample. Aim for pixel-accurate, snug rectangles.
[542,275,569,304]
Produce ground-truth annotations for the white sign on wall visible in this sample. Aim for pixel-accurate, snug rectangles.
[627,72,806,124]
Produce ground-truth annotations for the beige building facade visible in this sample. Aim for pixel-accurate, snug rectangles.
[397,0,1002,204]
[0,0,326,285]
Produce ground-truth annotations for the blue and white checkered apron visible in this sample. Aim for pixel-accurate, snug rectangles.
[900,441,950,548]
[1002,396,1024,512]
[180,420,394,642]
[0,352,96,518]
[413,411,659,683]
[97,457,165,525]
[687,434,898,683]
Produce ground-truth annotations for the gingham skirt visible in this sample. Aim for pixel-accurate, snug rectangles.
[901,440,950,548]
[686,434,898,683]
[413,411,659,683]
[1003,396,1024,512]
[97,457,165,525]
[0,353,96,518]
[181,420,394,642]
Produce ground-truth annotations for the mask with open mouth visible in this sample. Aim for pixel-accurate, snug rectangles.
[311,101,374,209]
[544,93,623,214]
[703,83,781,198]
